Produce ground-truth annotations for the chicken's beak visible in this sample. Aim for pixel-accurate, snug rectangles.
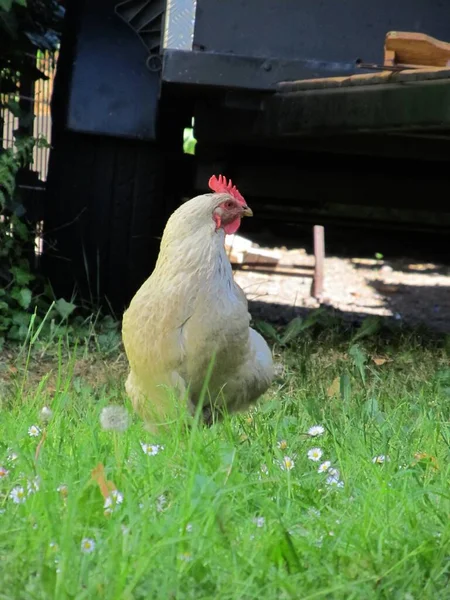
[242,205,253,217]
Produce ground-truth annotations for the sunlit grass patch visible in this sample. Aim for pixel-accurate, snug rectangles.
[0,322,449,598]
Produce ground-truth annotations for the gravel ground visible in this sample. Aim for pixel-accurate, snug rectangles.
[232,246,450,332]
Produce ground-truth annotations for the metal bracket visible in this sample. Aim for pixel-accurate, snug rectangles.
[115,0,165,56]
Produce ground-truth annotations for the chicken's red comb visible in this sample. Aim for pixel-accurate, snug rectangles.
[208,174,246,205]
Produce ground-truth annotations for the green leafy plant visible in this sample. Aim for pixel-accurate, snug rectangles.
[0,0,63,345]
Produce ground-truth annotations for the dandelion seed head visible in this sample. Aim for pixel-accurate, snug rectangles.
[274,362,284,377]
[308,425,325,437]
[40,406,53,424]
[28,425,41,438]
[307,447,323,462]
[100,405,130,432]
[80,538,95,554]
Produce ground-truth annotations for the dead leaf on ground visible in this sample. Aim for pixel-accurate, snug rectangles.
[91,463,116,500]
[372,356,393,366]
[327,377,340,398]
[34,430,47,462]
[377,284,400,295]
[412,452,439,471]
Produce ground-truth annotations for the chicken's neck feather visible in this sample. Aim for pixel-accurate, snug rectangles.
[153,224,233,288]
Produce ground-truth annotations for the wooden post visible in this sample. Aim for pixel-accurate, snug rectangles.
[312,225,325,299]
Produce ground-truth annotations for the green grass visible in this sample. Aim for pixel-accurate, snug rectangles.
[1,323,450,599]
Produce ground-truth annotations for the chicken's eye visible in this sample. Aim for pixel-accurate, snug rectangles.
[225,201,234,209]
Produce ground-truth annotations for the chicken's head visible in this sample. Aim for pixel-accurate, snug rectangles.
[208,174,253,235]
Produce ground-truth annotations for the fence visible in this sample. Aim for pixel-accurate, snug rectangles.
[1,50,57,258]
[1,50,57,184]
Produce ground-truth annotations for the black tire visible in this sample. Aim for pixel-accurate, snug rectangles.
[42,131,182,313]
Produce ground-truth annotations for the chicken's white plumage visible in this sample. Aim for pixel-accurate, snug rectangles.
[122,184,274,429]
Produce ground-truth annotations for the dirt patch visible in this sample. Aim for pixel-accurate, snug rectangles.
[233,247,450,332]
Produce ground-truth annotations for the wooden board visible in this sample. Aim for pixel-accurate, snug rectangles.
[385,31,450,68]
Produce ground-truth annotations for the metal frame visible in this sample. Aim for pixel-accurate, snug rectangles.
[162,49,369,92]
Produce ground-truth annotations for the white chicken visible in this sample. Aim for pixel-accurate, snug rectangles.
[122,175,274,429]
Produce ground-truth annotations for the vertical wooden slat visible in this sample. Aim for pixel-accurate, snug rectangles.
[312,225,325,299]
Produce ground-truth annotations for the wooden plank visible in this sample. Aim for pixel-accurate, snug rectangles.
[268,77,450,136]
[312,225,325,299]
[278,67,450,93]
[385,31,450,68]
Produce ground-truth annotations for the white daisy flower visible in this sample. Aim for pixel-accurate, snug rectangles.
[280,456,295,471]
[104,489,124,511]
[10,486,27,504]
[27,477,40,494]
[56,484,68,497]
[372,455,390,464]
[260,464,269,476]
[328,468,340,478]
[308,425,325,437]
[0,466,9,479]
[80,538,96,554]
[100,405,130,432]
[141,443,164,456]
[156,494,167,512]
[179,552,193,562]
[318,461,331,473]
[277,439,288,450]
[307,447,323,462]
[253,516,265,528]
[326,475,344,488]
[7,451,18,463]
[28,425,41,438]
[40,406,53,424]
